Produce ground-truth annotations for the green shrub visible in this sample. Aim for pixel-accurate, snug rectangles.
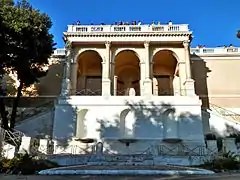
[0,152,59,174]
[198,152,240,172]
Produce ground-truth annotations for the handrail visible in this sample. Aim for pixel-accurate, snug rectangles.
[209,103,240,124]
[76,89,101,96]
[0,127,24,147]
[14,100,55,122]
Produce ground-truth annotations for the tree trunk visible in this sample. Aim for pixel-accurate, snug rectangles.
[0,82,9,130]
[9,81,23,130]
[0,98,8,130]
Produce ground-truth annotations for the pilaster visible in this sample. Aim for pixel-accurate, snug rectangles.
[178,62,186,96]
[143,41,152,96]
[113,75,118,96]
[183,40,195,96]
[70,62,78,95]
[60,49,71,97]
[102,41,111,96]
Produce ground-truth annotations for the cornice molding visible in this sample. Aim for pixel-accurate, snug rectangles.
[64,32,192,38]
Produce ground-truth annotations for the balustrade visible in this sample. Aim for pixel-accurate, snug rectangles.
[75,89,101,96]
[67,24,189,33]
[191,47,240,54]
[54,47,240,57]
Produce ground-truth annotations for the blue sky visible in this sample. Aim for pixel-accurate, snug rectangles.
[28,0,239,48]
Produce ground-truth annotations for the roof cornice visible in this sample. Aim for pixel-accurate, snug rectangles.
[64,31,192,38]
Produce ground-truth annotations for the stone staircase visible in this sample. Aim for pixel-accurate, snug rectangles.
[209,103,240,125]
[87,154,154,166]
[46,143,154,166]
[7,100,55,124]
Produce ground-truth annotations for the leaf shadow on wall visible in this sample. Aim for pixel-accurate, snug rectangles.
[97,100,202,154]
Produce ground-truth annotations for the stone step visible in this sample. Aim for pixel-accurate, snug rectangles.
[87,160,154,166]
[89,155,154,162]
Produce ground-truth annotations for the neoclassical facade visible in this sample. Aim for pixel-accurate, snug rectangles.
[62,40,194,97]
[7,23,240,156]
[51,23,205,154]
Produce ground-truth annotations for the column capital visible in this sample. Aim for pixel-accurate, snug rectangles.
[183,40,190,48]
[144,41,150,48]
[105,41,111,48]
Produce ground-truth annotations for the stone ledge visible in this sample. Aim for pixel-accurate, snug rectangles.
[38,169,215,176]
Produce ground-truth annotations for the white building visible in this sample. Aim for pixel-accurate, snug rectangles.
[52,22,206,155]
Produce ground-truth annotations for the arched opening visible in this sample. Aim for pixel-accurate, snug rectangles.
[152,50,178,96]
[162,108,180,140]
[119,109,135,138]
[114,50,140,96]
[76,50,102,95]
[76,109,88,138]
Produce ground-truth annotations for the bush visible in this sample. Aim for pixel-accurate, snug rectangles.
[0,152,59,174]
[198,152,240,172]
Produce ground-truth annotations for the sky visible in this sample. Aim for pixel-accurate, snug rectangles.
[28,0,239,48]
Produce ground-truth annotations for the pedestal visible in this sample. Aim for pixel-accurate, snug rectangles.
[184,79,196,96]
[206,140,218,154]
[102,79,111,96]
[143,79,152,96]
[3,144,15,159]
[19,136,31,154]
[38,139,49,154]
[60,78,71,97]
[163,116,179,140]
[223,138,237,153]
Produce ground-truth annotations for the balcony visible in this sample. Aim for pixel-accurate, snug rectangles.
[190,47,240,55]
[66,24,189,33]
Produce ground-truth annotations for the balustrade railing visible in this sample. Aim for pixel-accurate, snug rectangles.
[0,127,25,147]
[157,144,217,157]
[53,48,65,56]
[191,47,240,54]
[76,89,101,96]
[53,46,240,59]
[67,24,189,33]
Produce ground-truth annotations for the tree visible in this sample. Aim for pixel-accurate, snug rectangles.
[0,0,55,130]
[237,30,240,39]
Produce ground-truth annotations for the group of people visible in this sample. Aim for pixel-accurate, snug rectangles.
[75,20,173,26]
[196,44,235,48]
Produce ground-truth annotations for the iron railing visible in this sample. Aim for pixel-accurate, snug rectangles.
[0,127,24,147]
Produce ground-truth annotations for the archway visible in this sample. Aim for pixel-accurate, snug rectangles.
[76,109,88,138]
[152,50,178,96]
[114,50,140,96]
[119,109,135,138]
[76,50,102,95]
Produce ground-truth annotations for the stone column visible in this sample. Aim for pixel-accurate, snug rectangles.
[178,62,186,96]
[143,41,152,96]
[113,75,118,95]
[60,49,71,97]
[102,41,111,96]
[183,41,195,96]
[140,62,145,95]
[173,75,180,95]
[71,62,78,95]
